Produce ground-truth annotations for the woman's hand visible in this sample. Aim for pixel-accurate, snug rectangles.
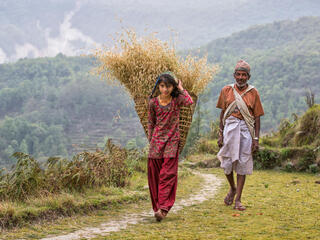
[177,79,184,91]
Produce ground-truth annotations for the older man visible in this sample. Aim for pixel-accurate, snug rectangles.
[216,60,264,211]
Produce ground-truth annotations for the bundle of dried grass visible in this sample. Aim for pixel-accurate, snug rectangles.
[94,30,218,152]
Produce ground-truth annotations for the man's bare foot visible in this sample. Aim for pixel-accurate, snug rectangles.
[234,201,246,211]
[224,188,236,206]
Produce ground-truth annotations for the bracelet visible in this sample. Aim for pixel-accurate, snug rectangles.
[253,137,259,140]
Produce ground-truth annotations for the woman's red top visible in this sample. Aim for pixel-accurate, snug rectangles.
[148,89,194,159]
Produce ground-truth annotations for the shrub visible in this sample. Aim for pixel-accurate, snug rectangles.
[0,152,44,201]
[260,135,280,147]
[0,140,130,202]
[296,150,316,172]
[284,162,295,172]
[294,104,320,146]
[308,164,319,173]
[253,148,281,170]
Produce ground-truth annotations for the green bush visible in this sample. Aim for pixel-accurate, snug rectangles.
[0,152,44,201]
[284,162,295,172]
[294,105,320,146]
[308,164,320,173]
[296,150,316,171]
[253,148,281,169]
[260,135,280,147]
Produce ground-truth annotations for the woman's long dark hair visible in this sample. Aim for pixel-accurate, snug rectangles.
[150,73,181,98]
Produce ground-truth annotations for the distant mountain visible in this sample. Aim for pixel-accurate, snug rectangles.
[1,0,320,62]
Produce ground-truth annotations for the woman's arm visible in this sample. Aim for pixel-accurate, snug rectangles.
[148,100,156,143]
[176,80,194,106]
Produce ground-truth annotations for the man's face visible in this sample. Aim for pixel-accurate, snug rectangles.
[234,70,249,87]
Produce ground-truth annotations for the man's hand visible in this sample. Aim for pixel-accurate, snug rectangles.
[252,139,259,152]
[218,135,224,148]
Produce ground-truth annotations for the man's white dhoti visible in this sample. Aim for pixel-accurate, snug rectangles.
[217,116,253,175]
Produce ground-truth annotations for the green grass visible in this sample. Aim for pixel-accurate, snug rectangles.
[0,170,148,230]
[99,168,320,240]
[0,166,200,239]
[2,164,320,239]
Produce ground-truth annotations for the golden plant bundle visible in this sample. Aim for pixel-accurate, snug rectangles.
[94,29,218,99]
[93,30,218,152]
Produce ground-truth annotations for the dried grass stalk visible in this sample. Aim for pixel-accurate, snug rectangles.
[93,30,218,151]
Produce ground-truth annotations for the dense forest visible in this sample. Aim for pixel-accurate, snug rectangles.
[0,54,144,166]
[0,16,319,166]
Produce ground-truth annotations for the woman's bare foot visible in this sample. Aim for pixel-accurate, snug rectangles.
[154,209,168,222]
[224,188,236,206]
[154,210,163,221]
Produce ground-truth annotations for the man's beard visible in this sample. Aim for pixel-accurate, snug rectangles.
[236,82,247,88]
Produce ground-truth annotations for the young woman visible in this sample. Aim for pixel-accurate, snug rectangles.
[147,72,193,221]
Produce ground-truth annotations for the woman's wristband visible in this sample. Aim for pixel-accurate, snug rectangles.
[253,137,259,140]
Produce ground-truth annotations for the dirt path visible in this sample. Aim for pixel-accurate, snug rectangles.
[41,172,222,240]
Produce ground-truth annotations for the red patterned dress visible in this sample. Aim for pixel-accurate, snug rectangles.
[148,89,194,158]
[147,89,194,213]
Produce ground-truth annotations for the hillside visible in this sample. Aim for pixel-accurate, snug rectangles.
[0,17,319,166]
[195,17,320,131]
[0,55,144,165]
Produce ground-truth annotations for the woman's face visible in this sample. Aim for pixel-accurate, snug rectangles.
[159,82,174,96]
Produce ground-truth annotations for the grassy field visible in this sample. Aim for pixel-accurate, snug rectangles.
[0,166,199,239]
[0,168,148,229]
[1,162,320,239]
[101,168,320,240]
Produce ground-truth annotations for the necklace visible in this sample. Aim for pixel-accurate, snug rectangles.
[158,95,172,106]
